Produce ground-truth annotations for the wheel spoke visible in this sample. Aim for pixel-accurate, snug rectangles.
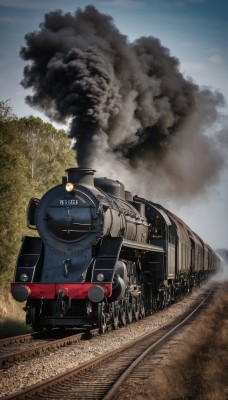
[126,302,133,324]
[120,304,127,326]
[98,303,107,334]
[112,302,119,330]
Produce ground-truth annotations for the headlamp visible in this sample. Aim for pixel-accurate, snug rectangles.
[20,273,28,282]
[97,273,104,282]
[65,182,74,192]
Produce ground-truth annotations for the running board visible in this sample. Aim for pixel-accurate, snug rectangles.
[90,237,164,283]
[122,238,163,253]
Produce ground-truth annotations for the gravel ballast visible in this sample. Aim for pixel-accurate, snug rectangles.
[0,283,213,398]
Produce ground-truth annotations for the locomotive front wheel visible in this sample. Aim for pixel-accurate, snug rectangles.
[112,302,119,330]
[30,301,44,333]
[120,304,127,326]
[126,302,133,324]
[98,303,107,334]
[139,302,145,319]
[133,298,140,321]
[166,288,172,307]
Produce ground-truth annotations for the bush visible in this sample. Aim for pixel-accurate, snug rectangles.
[161,282,228,400]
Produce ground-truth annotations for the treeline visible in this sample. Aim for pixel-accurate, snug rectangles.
[0,100,75,286]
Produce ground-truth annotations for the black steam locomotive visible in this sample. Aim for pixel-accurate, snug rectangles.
[11,168,219,332]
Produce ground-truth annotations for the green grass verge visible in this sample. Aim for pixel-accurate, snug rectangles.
[0,286,33,338]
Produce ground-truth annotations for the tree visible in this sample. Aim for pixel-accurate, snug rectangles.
[0,99,16,123]
[0,103,29,283]
[0,103,76,285]
[17,117,75,196]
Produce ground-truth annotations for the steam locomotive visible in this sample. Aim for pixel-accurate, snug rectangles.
[11,168,219,333]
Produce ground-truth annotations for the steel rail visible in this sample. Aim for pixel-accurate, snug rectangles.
[0,329,98,368]
[1,284,217,400]
[102,285,215,399]
[0,333,32,347]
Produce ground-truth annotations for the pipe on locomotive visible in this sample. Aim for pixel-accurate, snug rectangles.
[65,167,96,187]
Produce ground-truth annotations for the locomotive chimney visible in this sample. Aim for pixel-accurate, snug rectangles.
[65,168,96,187]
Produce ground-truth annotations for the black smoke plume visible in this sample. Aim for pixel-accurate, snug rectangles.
[20,5,226,201]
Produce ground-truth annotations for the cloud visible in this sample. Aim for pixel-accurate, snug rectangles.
[0,0,52,10]
[209,54,224,65]
[181,41,195,48]
[181,61,206,73]
[0,0,41,10]
[176,0,206,5]
[98,0,143,7]
[0,0,144,11]
[209,48,223,53]
[0,15,26,23]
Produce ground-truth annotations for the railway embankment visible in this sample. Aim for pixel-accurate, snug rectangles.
[0,288,32,339]
[115,280,228,400]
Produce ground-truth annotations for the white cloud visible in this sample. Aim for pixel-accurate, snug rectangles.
[0,15,25,23]
[181,41,195,48]
[0,0,144,11]
[209,48,223,54]
[209,54,224,65]
[176,0,206,5]
[181,61,206,73]
[0,0,45,9]
[98,0,143,8]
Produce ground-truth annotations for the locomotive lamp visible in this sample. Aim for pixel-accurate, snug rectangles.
[20,273,28,282]
[65,182,74,192]
[97,273,104,282]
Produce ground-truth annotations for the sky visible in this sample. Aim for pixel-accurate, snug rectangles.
[0,0,227,250]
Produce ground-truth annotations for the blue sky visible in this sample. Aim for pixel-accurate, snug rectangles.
[1,0,227,115]
[0,0,227,249]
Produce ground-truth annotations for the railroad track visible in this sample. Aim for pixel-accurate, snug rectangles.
[2,283,218,400]
[110,286,216,400]
[0,333,32,347]
[0,329,96,368]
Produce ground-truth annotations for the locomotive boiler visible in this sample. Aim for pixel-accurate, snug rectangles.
[11,168,219,332]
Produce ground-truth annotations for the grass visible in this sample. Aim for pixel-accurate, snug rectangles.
[156,281,228,400]
[0,287,32,338]
[114,281,228,400]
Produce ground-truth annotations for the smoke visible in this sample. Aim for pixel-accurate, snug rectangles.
[213,249,228,282]
[20,5,227,201]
